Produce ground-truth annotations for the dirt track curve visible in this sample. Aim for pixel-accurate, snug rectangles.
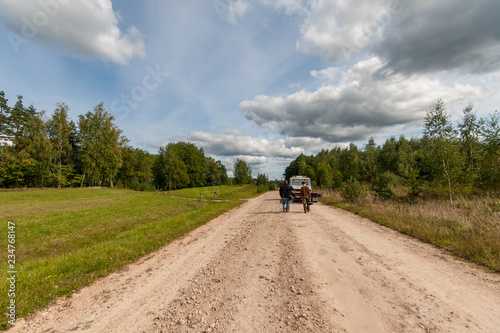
[10,191,500,332]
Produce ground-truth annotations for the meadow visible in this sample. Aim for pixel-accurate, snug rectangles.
[0,185,259,329]
[321,189,500,272]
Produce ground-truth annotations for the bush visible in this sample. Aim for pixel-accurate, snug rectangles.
[373,171,399,200]
[257,184,268,193]
[341,176,363,202]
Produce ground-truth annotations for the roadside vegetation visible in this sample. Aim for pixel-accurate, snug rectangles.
[0,185,259,329]
[321,189,499,272]
[282,100,499,271]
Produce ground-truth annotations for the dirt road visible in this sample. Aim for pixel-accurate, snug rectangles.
[10,191,500,332]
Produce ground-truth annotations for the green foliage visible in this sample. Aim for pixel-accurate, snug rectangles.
[115,146,154,191]
[151,142,227,191]
[78,103,123,187]
[0,91,10,138]
[47,103,72,188]
[233,159,252,185]
[255,173,270,193]
[257,184,268,193]
[341,176,363,202]
[256,173,269,187]
[478,111,500,186]
[361,137,379,183]
[373,171,399,200]
[423,100,464,203]
[153,144,190,190]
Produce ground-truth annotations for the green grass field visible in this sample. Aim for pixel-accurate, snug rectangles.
[0,185,259,330]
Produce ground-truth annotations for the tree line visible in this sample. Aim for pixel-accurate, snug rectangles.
[284,100,499,202]
[0,90,232,190]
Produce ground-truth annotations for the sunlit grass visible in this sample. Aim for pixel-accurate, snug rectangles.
[164,184,259,200]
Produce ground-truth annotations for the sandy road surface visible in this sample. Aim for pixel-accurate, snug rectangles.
[10,191,500,332]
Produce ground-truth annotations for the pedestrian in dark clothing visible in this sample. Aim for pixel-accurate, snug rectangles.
[279,180,294,212]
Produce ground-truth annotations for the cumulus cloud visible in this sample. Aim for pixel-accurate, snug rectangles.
[240,57,486,143]
[374,0,500,75]
[296,0,391,64]
[294,0,500,75]
[1,0,145,64]
[184,131,304,158]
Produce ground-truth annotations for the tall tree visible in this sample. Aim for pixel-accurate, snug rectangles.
[206,157,221,186]
[423,99,463,203]
[170,142,208,188]
[233,159,252,185]
[478,111,500,188]
[9,96,36,151]
[458,104,480,187]
[47,103,72,188]
[339,143,360,180]
[152,144,189,190]
[216,160,229,185]
[22,110,54,187]
[361,137,379,183]
[78,103,122,187]
[396,136,420,197]
[378,137,399,174]
[0,91,10,139]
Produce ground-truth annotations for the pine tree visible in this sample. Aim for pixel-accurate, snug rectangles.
[0,91,10,140]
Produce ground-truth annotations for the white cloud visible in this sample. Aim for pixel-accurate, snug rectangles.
[375,0,500,75]
[259,0,307,15]
[0,0,145,64]
[296,0,392,63]
[182,131,304,158]
[240,57,486,143]
[294,0,500,74]
[214,0,250,25]
[310,67,341,81]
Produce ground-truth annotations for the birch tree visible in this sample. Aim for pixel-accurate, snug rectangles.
[47,103,72,188]
[423,99,464,203]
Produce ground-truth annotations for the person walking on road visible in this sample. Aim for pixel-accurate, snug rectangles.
[300,181,312,213]
[279,180,294,212]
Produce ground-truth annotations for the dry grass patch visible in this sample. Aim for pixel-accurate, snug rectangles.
[321,190,500,271]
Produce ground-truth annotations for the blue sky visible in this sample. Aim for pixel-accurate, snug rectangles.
[1,0,499,179]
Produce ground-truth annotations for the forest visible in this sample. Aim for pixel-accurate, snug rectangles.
[0,91,231,190]
[284,100,499,202]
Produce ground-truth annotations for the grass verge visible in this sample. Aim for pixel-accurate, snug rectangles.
[321,190,500,272]
[163,184,260,201]
[0,185,259,330]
